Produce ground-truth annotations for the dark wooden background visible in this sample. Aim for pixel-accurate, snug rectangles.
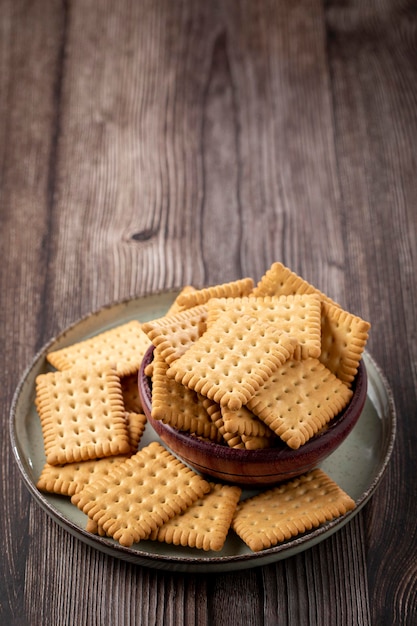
[1,0,416,624]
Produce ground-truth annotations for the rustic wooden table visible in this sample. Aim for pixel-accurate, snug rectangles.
[2,1,416,624]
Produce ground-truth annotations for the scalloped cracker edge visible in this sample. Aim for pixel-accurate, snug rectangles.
[46,321,152,377]
[232,468,355,551]
[35,365,131,465]
[72,442,211,547]
[167,313,297,410]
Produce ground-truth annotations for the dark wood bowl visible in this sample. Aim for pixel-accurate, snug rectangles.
[138,346,368,486]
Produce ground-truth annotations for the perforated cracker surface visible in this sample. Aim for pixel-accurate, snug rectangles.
[247,358,353,449]
[167,313,297,410]
[72,442,211,547]
[320,301,370,385]
[46,321,151,377]
[35,366,131,465]
[207,294,322,359]
[232,468,355,551]
[37,455,131,497]
[150,482,242,551]
[253,262,339,307]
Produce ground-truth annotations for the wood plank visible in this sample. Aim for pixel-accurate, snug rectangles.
[326,3,417,623]
[0,2,66,625]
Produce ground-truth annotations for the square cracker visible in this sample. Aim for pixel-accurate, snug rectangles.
[167,313,297,411]
[150,482,242,551]
[206,294,322,359]
[174,277,254,311]
[247,358,353,449]
[35,365,131,465]
[232,468,355,551]
[72,442,211,547]
[253,262,339,307]
[46,321,152,377]
[320,300,370,385]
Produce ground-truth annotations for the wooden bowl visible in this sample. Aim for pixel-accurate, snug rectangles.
[138,346,368,486]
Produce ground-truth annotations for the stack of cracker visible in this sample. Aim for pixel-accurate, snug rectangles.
[35,263,369,552]
[142,263,370,451]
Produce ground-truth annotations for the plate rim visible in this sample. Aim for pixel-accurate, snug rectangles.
[9,292,397,573]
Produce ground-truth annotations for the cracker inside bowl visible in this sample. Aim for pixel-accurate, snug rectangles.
[138,345,368,486]
[138,264,370,486]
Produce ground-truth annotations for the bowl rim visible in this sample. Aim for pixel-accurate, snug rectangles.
[138,345,368,463]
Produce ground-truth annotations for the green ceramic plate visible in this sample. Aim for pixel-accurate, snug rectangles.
[10,292,396,572]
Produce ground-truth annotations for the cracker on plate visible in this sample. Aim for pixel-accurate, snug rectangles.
[46,320,151,377]
[72,442,211,547]
[232,468,355,551]
[35,365,131,465]
[150,482,242,551]
[37,454,132,497]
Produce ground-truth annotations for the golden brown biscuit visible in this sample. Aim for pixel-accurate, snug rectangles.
[247,358,353,449]
[151,350,222,441]
[174,277,254,310]
[46,321,152,377]
[150,482,242,551]
[167,313,296,410]
[252,262,335,302]
[221,405,276,438]
[320,301,370,385]
[125,411,147,451]
[72,442,211,547]
[37,455,131,496]
[36,366,131,465]
[232,468,355,551]
[206,294,322,359]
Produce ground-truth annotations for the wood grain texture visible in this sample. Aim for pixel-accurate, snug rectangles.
[1,0,416,624]
[326,3,417,624]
